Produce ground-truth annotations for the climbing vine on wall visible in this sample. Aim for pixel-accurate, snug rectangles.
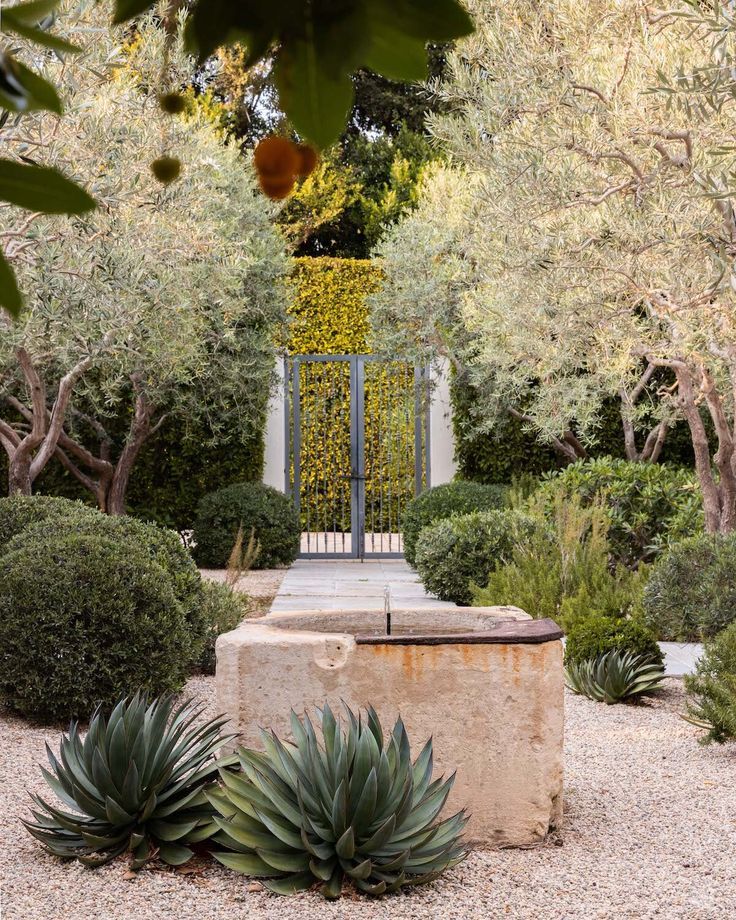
[287,258,420,539]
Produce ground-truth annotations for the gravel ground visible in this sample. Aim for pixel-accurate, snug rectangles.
[1,678,735,920]
[200,567,287,616]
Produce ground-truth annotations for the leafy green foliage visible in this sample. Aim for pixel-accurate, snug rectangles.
[644,534,736,642]
[159,0,474,148]
[684,622,736,744]
[565,650,665,704]
[198,580,249,675]
[193,482,300,569]
[0,494,96,551]
[564,616,663,670]
[0,0,94,317]
[4,506,208,663]
[0,528,196,721]
[540,458,703,567]
[208,704,467,898]
[402,481,507,567]
[24,694,228,868]
[415,509,534,606]
[473,492,648,631]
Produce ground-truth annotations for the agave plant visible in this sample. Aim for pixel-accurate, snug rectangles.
[208,704,468,898]
[566,650,665,704]
[24,693,231,869]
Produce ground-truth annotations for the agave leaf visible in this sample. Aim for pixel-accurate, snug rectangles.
[300,827,334,859]
[330,778,348,836]
[213,815,292,852]
[262,871,315,895]
[254,808,304,850]
[355,877,387,896]
[309,855,338,880]
[104,795,135,826]
[358,813,396,851]
[345,856,373,879]
[213,850,284,876]
[351,766,377,831]
[335,826,355,859]
[157,842,193,865]
[323,867,344,899]
[256,848,311,872]
[411,739,434,801]
[148,818,200,842]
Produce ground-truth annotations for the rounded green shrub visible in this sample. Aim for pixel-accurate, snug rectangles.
[540,457,702,566]
[415,509,534,606]
[192,482,300,569]
[564,615,663,669]
[0,494,98,551]
[0,530,193,721]
[402,481,507,567]
[684,621,736,744]
[198,580,249,674]
[643,534,736,642]
[6,508,207,662]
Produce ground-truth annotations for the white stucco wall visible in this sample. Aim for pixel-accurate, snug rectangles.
[428,358,458,486]
[262,356,457,493]
[262,358,287,492]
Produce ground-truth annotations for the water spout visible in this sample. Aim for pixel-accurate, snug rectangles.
[384,584,392,635]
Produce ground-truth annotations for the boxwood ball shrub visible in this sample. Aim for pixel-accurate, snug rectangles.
[684,621,736,744]
[402,481,507,567]
[0,529,194,721]
[193,482,300,568]
[415,509,534,606]
[564,615,663,669]
[540,457,702,566]
[0,493,98,551]
[5,508,208,665]
[643,534,736,642]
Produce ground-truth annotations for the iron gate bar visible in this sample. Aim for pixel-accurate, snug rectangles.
[288,354,428,560]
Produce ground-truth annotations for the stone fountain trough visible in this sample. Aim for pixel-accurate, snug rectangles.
[216,605,564,846]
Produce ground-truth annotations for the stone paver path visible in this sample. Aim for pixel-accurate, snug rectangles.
[269,558,456,613]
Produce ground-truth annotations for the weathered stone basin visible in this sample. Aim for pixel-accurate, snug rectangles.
[216,606,564,846]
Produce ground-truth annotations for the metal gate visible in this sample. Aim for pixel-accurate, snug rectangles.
[286,354,429,558]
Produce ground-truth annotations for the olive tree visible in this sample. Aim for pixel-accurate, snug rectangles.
[376,0,736,531]
[0,17,288,510]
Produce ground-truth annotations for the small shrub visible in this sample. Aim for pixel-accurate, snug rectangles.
[415,509,534,605]
[566,650,665,704]
[474,492,646,630]
[198,580,249,674]
[192,482,299,569]
[564,615,663,669]
[402,481,507,567]
[25,694,227,868]
[209,704,467,898]
[0,530,194,721]
[0,494,97,551]
[8,509,208,662]
[540,457,702,566]
[684,622,736,744]
[643,534,736,641]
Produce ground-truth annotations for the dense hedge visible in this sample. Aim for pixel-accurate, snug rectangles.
[402,481,507,567]
[453,375,697,485]
[644,535,736,641]
[0,528,195,721]
[288,257,382,354]
[192,481,300,568]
